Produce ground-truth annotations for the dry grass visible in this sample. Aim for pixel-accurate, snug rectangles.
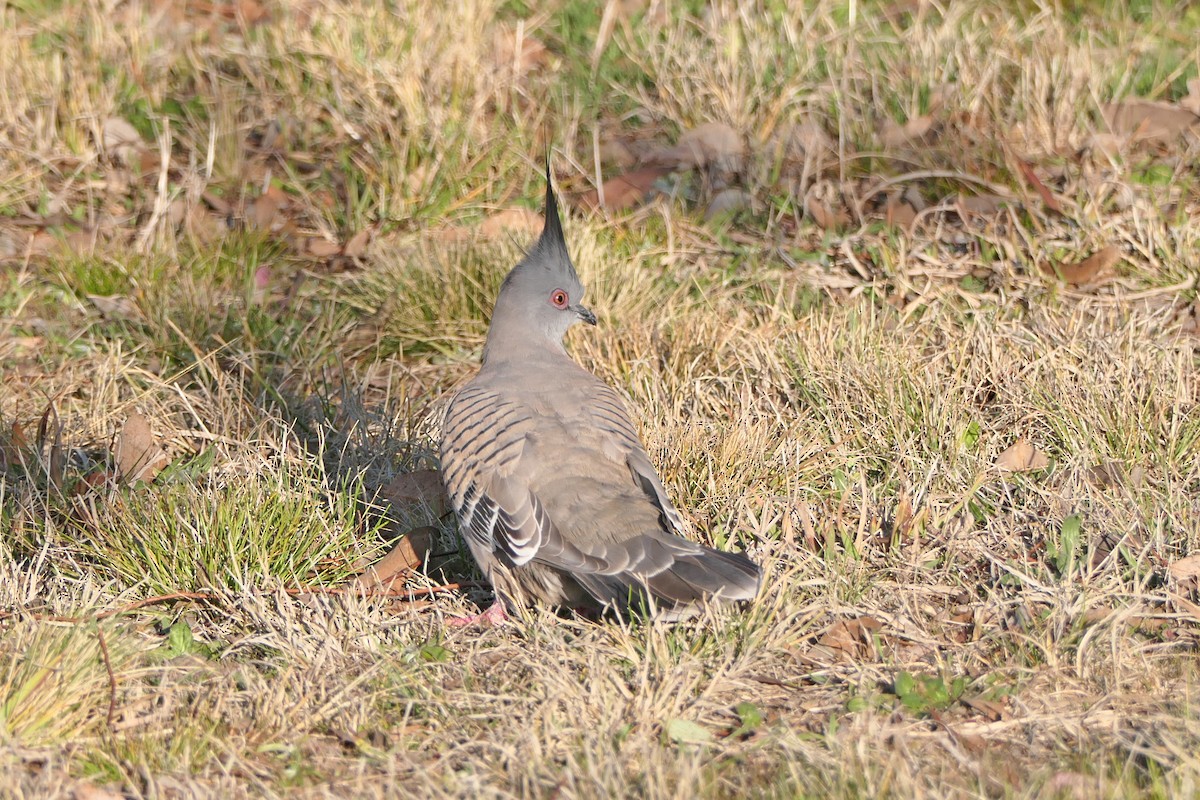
[2,0,1200,797]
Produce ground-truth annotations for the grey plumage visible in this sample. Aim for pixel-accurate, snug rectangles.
[440,168,760,617]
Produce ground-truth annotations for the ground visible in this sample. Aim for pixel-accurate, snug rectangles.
[2,1,1199,798]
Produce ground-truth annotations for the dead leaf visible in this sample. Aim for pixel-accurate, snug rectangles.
[435,207,544,244]
[248,186,289,231]
[879,114,935,148]
[1042,772,1091,800]
[1182,78,1200,116]
[598,138,636,170]
[136,146,163,177]
[351,526,435,591]
[477,207,543,239]
[1170,592,1200,624]
[101,117,145,165]
[805,196,850,231]
[810,615,884,663]
[1177,299,1200,337]
[962,696,1006,721]
[1084,132,1124,161]
[1168,555,1200,585]
[88,294,142,321]
[301,237,342,258]
[0,336,42,359]
[1103,100,1200,143]
[73,781,126,800]
[2,422,29,468]
[115,411,169,484]
[1040,244,1121,285]
[1084,461,1126,489]
[10,421,28,450]
[379,469,449,522]
[37,403,66,490]
[0,229,20,260]
[884,194,918,231]
[1014,159,1063,214]
[954,193,1012,217]
[996,438,1049,472]
[775,120,835,162]
[493,26,549,75]
[883,0,923,21]
[342,228,372,259]
[202,190,234,216]
[185,206,228,242]
[649,122,744,174]
[577,167,669,212]
[27,230,56,257]
[705,188,751,221]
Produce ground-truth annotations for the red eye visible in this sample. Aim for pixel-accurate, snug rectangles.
[550,289,569,309]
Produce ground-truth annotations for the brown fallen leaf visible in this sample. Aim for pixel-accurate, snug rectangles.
[805,196,850,231]
[774,120,835,162]
[37,403,66,490]
[379,469,449,521]
[1177,299,1200,337]
[342,228,372,259]
[813,615,884,662]
[2,422,29,468]
[705,188,752,221]
[1084,461,1126,489]
[883,0,923,20]
[1042,772,1091,800]
[954,193,1012,217]
[351,526,435,591]
[136,146,163,177]
[1182,77,1200,116]
[435,207,544,244]
[115,411,169,484]
[1084,132,1125,162]
[648,122,744,174]
[73,780,126,800]
[1102,100,1200,144]
[1014,158,1063,214]
[577,167,669,212]
[962,696,1006,722]
[1040,244,1121,285]
[493,26,549,75]
[26,230,56,258]
[88,294,142,321]
[10,421,29,449]
[301,237,342,258]
[101,117,145,165]
[1170,592,1200,624]
[184,206,228,242]
[884,194,918,231]
[248,185,289,231]
[996,438,1049,472]
[201,190,234,217]
[598,138,636,170]
[1168,555,1200,585]
[477,207,543,239]
[879,114,935,148]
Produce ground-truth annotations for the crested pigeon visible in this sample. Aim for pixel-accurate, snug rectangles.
[440,168,761,620]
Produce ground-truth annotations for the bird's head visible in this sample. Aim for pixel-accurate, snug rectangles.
[484,167,595,362]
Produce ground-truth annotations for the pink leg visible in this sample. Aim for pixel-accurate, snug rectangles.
[447,599,509,627]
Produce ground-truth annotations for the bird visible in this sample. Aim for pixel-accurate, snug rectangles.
[439,166,761,623]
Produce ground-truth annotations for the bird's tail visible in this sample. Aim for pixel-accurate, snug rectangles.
[572,537,761,615]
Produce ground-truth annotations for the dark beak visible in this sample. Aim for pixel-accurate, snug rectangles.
[572,304,597,326]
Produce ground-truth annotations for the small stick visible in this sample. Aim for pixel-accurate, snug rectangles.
[96,625,118,732]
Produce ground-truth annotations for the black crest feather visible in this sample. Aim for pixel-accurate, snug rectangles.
[539,161,568,258]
